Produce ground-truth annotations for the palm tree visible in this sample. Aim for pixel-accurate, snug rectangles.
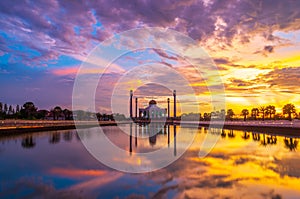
[259,106,266,121]
[226,109,234,121]
[241,109,249,121]
[251,108,259,120]
[266,105,276,119]
[283,103,296,121]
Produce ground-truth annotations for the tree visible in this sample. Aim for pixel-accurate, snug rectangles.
[259,106,266,121]
[203,112,211,121]
[251,108,259,120]
[16,105,20,113]
[22,102,37,119]
[266,105,276,119]
[36,110,49,119]
[4,103,8,114]
[241,109,249,121]
[8,105,12,115]
[0,102,2,113]
[283,103,296,121]
[52,106,62,120]
[63,109,72,120]
[226,109,234,121]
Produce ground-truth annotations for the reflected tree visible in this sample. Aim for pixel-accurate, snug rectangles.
[267,135,277,145]
[21,136,36,148]
[228,129,235,138]
[261,134,268,147]
[252,133,260,141]
[284,137,298,151]
[221,129,226,138]
[49,132,60,144]
[63,132,73,141]
[241,131,250,140]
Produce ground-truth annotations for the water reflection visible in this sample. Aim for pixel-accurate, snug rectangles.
[128,123,177,156]
[284,137,298,151]
[49,132,60,144]
[21,136,36,148]
[0,125,300,198]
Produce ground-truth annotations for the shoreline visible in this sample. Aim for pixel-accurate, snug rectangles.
[0,119,300,137]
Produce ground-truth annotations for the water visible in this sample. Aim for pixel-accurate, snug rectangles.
[0,124,300,198]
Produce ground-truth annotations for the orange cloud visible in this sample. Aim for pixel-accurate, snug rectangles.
[49,167,107,178]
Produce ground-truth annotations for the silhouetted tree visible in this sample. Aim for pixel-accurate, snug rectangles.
[241,109,249,121]
[63,109,72,120]
[283,103,296,121]
[52,106,62,120]
[16,105,20,113]
[203,112,211,121]
[266,105,276,119]
[36,110,49,119]
[251,108,259,120]
[22,102,37,119]
[4,103,7,114]
[259,106,266,121]
[226,109,234,121]
[8,105,12,115]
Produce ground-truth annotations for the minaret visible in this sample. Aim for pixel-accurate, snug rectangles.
[167,98,170,119]
[130,90,133,118]
[173,90,176,118]
[135,97,138,119]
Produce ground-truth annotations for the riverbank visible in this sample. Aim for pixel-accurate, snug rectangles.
[0,120,122,135]
[1,119,300,137]
[178,120,300,137]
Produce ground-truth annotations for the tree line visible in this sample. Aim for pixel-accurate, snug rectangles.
[0,101,298,121]
[0,101,73,120]
[0,101,126,121]
[181,103,298,121]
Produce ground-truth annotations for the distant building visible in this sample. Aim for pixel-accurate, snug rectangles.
[139,100,167,119]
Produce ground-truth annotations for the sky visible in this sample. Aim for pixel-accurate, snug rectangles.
[0,0,300,115]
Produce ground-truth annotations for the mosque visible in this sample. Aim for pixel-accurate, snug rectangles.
[138,99,166,119]
[129,90,177,120]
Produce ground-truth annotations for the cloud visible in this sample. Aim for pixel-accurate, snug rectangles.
[1,0,299,66]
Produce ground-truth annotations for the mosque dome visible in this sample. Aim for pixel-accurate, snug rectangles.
[149,100,157,105]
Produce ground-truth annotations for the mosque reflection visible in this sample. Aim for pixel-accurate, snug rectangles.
[129,123,177,156]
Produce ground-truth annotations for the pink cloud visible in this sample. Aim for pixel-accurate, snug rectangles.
[51,67,79,76]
